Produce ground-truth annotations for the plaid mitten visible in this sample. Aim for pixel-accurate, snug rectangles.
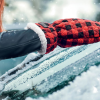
[52,18,100,48]
[26,18,100,54]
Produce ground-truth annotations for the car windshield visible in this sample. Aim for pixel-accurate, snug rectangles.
[0,0,100,100]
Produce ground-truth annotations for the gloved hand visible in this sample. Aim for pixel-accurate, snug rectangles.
[25,22,57,54]
[26,18,100,54]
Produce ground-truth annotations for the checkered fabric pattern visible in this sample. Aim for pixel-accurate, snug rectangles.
[36,18,100,54]
[36,22,57,54]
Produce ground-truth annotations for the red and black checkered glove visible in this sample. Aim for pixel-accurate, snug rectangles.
[52,18,100,48]
[26,18,100,54]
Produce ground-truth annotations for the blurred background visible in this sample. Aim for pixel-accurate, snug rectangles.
[0,0,100,75]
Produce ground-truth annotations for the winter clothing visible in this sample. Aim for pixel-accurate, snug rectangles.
[0,18,100,60]
[0,29,41,60]
[25,23,47,55]
[26,18,100,54]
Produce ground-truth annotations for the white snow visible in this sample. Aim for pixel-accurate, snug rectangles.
[26,97,33,100]
[1,42,100,100]
[0,47,65,88]
[3,42,100,93]
[3,46,79,92]
[25,65,100,100]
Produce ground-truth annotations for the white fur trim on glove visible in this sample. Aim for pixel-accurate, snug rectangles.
[25,23,47,54]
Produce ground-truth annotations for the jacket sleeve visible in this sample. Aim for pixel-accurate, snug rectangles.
[0,29,41,60]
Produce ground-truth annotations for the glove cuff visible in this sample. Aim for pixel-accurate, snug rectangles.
[25,23,47,54]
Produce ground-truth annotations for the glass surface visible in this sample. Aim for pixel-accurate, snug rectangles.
[1,0,100,100]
